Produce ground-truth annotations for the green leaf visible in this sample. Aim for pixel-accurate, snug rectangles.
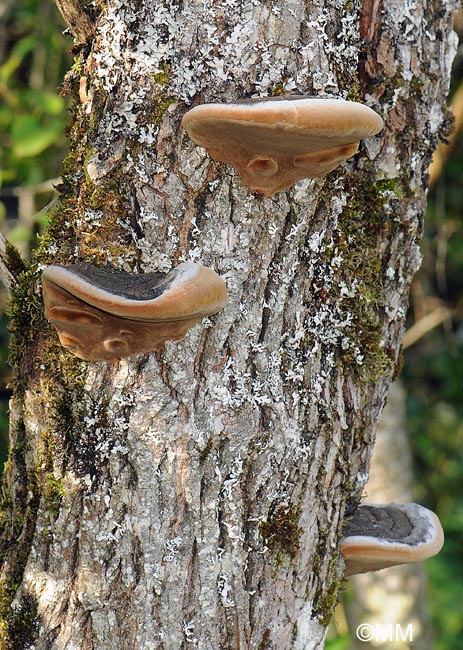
[32,91,65,116]
[0,35,38,81]
[8,224,33,246]
[11,114,63,158]
[325,635,350,650]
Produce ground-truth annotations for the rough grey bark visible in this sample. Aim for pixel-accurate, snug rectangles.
[0,1,458,649]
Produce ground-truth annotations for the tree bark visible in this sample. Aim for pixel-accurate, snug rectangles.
[0,1,458,648]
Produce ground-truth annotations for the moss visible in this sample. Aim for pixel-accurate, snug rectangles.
[331,175,405,383]
[0,46,143,649]
[40,51,177,268]
[6,251,86,406]
[152,60,171,86]
[341,318,395,382]
[151,95,177,127]
[43,474,66,519]
[0,421,40,649]
[6,267,38,335]
[0,363,82,648]
[37,197,75,260]
[35,76,140,265]
[290,175,397,387]
[0,590,39,650]
[344,83,363,103]
[340,176,402,233]
[310,526,344,626]
[144,61,177,126]
[311,569,344,626]
[334,51,362,102]
[3,242,26,278]
[0,280,84,643]
[35,343,86,476]
[271,83,286,97]
[260,505,302,558]
[37,146,135,267]
[35,108,89,263]
[6,267,44,385]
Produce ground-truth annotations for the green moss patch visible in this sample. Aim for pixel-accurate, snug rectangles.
[0,590,39,650]
[334,175,404,382]
[260,505,302,557]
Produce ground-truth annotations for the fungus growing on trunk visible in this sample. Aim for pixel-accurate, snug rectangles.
[42,261,227,361]
[182,96,384,196]
[341,503,444,576]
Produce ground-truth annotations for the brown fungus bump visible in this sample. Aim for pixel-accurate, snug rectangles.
[42,261,227,362]
[181,96,384,196]
[341,503,444,576]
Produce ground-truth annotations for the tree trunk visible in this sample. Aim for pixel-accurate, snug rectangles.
[0,1,458,648]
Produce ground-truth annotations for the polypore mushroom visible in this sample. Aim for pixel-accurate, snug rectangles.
[181,96,384,196]
[42,261,227,362]
[341,503,444,576]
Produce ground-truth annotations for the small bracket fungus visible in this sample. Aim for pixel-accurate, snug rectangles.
[42,261,227,362]
[181,96,384,196]
[341,503,444,576]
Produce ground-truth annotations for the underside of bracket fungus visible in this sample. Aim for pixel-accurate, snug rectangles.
[341,503,444,576]
[181,96,384,196]
[42,261,227,362]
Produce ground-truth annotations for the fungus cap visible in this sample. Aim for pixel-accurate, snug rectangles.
[341,503,444,576]
[182,96,384,196]
[42,261,227,362]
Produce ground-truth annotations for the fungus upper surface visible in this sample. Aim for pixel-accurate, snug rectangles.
[182,96,384,196]
[42,262,227,361]
[341,503,444,576]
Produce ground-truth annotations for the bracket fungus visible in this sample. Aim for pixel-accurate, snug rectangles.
[182,96,384,196]
[42,261,227,362]
[341,503,444,576]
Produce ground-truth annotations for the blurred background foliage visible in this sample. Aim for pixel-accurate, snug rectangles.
[403,131,463,647]
[0,0,71,467]
[0,0,70,249]
[0,2,461,649]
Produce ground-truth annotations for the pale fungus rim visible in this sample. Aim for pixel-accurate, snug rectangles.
[42,261,228,323]
[341,503,445,576]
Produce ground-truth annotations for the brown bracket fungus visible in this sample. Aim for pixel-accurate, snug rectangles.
[42,261,227,362]
[341,503,444,576]
[181,96,384,196]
